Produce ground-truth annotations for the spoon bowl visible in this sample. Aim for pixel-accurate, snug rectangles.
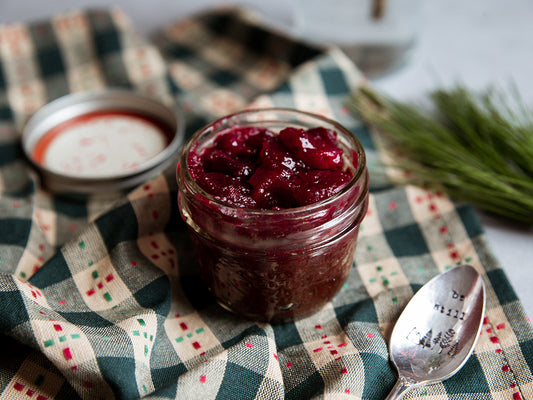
[386,264,486,400]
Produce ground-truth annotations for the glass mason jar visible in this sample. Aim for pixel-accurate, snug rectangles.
[177,108,369,322]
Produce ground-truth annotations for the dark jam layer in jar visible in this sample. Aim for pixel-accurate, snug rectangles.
[177,109,369,322]
[188,126,355,210]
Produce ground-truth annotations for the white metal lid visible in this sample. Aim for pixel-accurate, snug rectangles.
[22,89,185,194]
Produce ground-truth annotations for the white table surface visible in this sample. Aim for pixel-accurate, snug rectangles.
[1,0,532,313]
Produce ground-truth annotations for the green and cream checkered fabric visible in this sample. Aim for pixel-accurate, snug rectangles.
[0,8,531,400]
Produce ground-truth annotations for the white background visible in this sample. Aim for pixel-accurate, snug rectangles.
[1,0,532,312]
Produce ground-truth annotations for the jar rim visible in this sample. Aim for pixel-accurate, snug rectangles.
[178,107,368,216]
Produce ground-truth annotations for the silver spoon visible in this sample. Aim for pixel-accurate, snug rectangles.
[385,264,486,400]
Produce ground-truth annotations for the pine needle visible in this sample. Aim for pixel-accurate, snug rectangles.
[349,85,533,224]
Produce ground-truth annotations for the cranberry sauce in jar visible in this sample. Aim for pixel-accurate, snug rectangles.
[177,108,369,322]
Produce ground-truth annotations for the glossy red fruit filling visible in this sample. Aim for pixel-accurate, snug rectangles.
[188,126,354,209]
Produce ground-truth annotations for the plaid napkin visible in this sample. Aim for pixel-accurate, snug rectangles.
[0,8,532,400]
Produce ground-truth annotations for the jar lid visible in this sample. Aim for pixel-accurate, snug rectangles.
[22,89,185,195]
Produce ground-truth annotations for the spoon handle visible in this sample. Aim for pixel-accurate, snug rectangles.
[384,377,413,400]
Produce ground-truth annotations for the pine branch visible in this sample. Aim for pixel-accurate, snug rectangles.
[349,85,533,224]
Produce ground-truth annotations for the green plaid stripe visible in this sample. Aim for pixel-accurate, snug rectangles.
[0,7,532,400]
